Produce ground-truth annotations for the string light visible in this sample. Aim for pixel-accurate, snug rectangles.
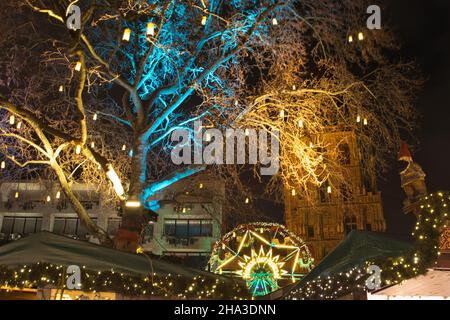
[90,141,95,149]
[291,189,296,196]
[327,186,332,194]
[245,198,249,204]
[199,183,203,189]
[356,115,361,123]
[298,120,304,128]
[363,118,368,126]
[280,109,285,118]
[146,22,155,36]
[122,28,131,41]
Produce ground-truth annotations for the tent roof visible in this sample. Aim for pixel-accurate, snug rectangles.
[0,232,228,281]
[369,269,450,299]
[283,231,413,298]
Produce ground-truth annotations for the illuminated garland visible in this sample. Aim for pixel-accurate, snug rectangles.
[0,262,251,300]
[286,192,449,300]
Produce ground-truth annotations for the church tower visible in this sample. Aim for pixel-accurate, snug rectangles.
[285,131,386,263]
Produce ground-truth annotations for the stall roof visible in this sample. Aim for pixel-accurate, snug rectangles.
[0,232,230,282]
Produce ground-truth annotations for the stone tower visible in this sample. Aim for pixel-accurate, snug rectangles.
[397,141,427,213]
[285,131,386,263]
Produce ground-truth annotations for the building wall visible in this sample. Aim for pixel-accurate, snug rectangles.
[0,173,224,256]
[285,131,386,262]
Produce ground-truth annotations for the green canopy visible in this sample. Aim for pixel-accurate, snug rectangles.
[279,231,413,299]
[0,232,229,281]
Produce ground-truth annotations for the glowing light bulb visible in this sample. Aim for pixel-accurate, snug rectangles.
[1,161,5,169]
[75,145,81,155]
[90,141,95,148]
[15,192,19,199]
[59,85,64,92]
[75,62,82,72]
[292,85,296,90]
[280,109,285,118]
[363,118,368,126]
[298,120,304,128]
[201,16,207,26]
[122,144,126,151]
[245,129,250,136]
[199,183,203,189]
[17,122,22,129]
[327,186,332,194]
[122,28,131,41]
[125,200,141,208]
[358,32,364,41]
[348,35,353,43]
[9,115,15,125]
[291,189,296,196]
[56,191,61,199]
[93,113,98,121]
[46,195,51,202]
[245,197,249,204]
[147,22,155,36]
[272,18,278,25]
[356,115,361,123]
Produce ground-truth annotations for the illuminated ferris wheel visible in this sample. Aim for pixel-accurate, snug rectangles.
[207,222,314,296]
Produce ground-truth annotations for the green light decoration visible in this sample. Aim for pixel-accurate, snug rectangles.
[207,223,314,297]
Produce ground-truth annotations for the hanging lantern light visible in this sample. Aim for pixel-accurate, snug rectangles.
[75,145,81,155]
[356,115,361,123]
[298,120,304,128]
[279,109,285,118]
[16,122,22,130]
[59,85,64,92]
[90,141,95,149]
[122,144,126,151]
[272,18,278,25]
[56,191,61,199]
[199,183,203,189]
[146,22,155,36]
[363,118,368,126]
[1,161,5,169]
[201,16,207,26]
[245,197,249,204]
[9,115,15,125]
[15,192,19,199]
[291,189,296,196]
[93,113,98,121]
[245,128,250,136]
[292,85,296,90]
[75,62,82,72]
[358,32,364,41]
[46,195,51,203]
[327,186,332,194]
[348,35,354,43]
[122,28,131,41]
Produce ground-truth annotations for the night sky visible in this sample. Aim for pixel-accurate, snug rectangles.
[380,0,450,238]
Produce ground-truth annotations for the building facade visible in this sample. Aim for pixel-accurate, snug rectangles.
[0,173,223,257]
[285,131,386,262]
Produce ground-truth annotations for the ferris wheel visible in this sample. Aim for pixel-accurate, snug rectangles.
[207,222,314,296]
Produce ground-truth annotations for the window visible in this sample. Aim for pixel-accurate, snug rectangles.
[344,215,357,234]
[338,143,351,165]
[1,216,42,236]
[52,217,97,238]
[307,226,315,238]
[164,219,213,238]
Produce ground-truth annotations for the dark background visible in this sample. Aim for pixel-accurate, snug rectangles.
[381,0,450,237]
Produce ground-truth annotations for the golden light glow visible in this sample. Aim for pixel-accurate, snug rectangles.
[272,18,278,25]
[201,16,207,25]
[16,122,22,129]
[147,22,155,36]
[90,141,95,148]
[59,85,64,92]
[56,191,61,199]
[298,120,303,128]
[125,200,141,208]
[15,192,19,199]
[106,164,125,199]
[75,145,81,155]
[348,35,353,43]
[280,109,285,118]
[245,197,249,204]
[75,62,82,72]
[358,32,364,41]
[356,115,361,123]
[9,115,15,125]
[46,195,51,202]
[0,161,5,169]
[93,113,98,121]
[122,28,131,41]
[122,144,126,151]
[327,186,332,194]
[291,189,296,196]
[363,118,368,126]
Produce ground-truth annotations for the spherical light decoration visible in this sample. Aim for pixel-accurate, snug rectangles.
[207,222,314,297]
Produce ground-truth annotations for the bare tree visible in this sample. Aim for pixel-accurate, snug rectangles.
[0,0,421,249]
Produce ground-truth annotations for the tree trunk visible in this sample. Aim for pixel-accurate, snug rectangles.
[114,138,148,252]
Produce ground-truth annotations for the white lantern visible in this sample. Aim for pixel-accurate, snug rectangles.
[75,62,82,71]
[147,22,155,36]
[9,115,15,125]
[272,18,278,25]
[201,16,207,26]
[358,32,364,41]
[122,28,131,41]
